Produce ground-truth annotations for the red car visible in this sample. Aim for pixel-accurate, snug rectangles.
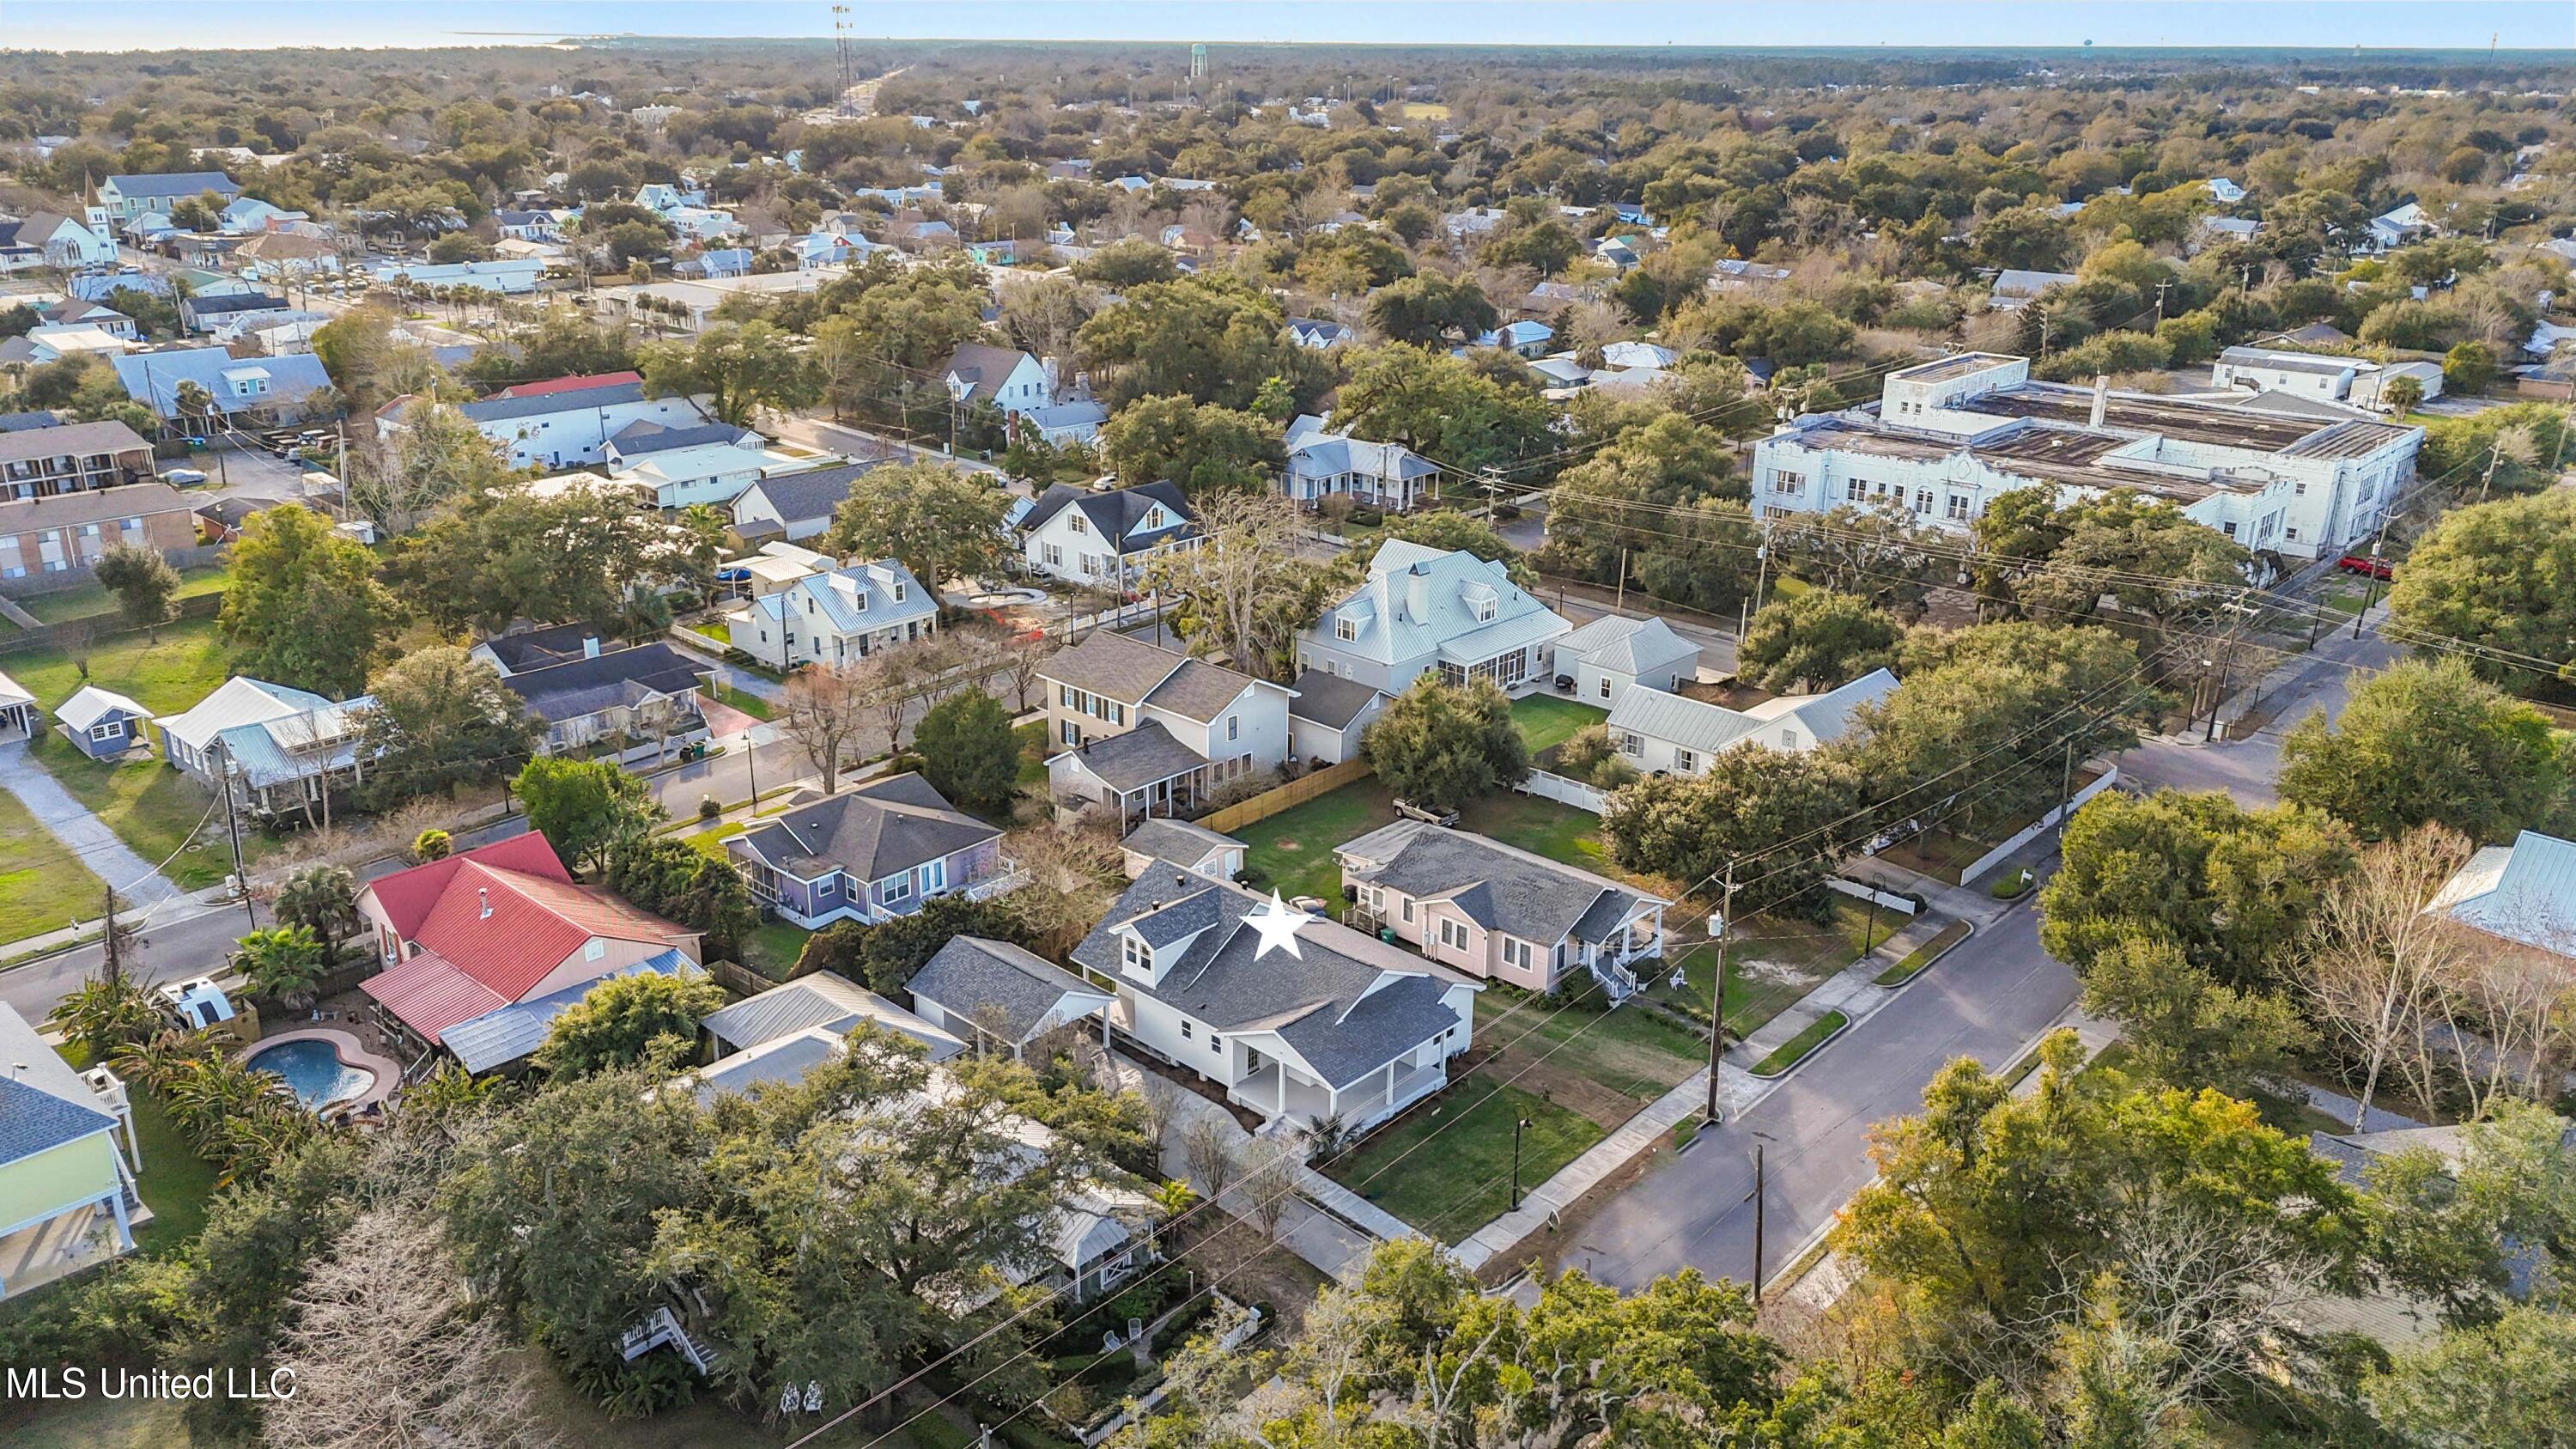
[2336,553,2395,581]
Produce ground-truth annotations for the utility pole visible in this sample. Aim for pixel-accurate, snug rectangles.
[215,738,255,929]
[1613,546,1628,613]
[1510,1115,1532,1210]
[2153,278,2172,324]
[1704,861,1735,1124]
[2059,734,2076,822]
[2352,539,2387,640]
[1747,1140,1767,1306]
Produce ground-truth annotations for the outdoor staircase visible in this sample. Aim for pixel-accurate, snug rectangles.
[1588,953,1641,1005]
[620,1305,726,1376]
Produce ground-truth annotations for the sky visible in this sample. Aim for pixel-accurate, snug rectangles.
[7,1,2573,54]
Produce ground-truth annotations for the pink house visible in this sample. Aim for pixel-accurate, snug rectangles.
[1334,820,1668,1001]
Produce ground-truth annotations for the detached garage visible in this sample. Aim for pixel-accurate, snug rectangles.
[1555,614,1700,709]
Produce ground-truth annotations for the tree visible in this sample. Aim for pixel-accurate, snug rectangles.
[1602,744,1861,918]
[2076,935,2312,1098]
[91,539,180,638]
[511,755,659,873]
[913,687,1016,816]
[1363,678,1528,813]
[234,925,328,1009]
[1331,341,1555,473]
[2441,339,2498,394]
[46,974,171,1063]
[1363,271,1498,344]
[602,836,759,962]
[266,1206,562,1449]
[794,894,1028,995]
[412,829,453,862]
[1141,487,1335,680]
[387,483,690,636]
[2381,374,2426,412]
[356,399,511,534]
[1068,238,1180,289]
[776,660,875,795]
[2278,657,2572,843]
[823,461,1010,594]
[273,864,357,942]
[2302,825,2482,1127]
[2042,788,2355,993]
[1737,591,1900,691]
[2386,490,2576,693]
[2007,490,2248,650]
[220,502,404,698]
[2366,1305,2576,1449]
[1092,395,1284,495]
[534,971,727,1077]
[1074,273,1324,410]
[637,319,819,427]
[359,647,541,806]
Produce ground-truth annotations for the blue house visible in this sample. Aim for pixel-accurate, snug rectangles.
[1473,320,1556,357]
[55,685,151,759]
[724,774,1020,929]
[964,239,1019,266]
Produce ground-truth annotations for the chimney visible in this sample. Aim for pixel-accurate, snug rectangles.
[1405,564,1431,624]
[1042,354,1062,398]
[477,887,491,920]
[582,636,601,659]
[2087,374,2109,430]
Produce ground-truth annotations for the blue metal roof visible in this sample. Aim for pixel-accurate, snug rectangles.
[438,950,698,1074]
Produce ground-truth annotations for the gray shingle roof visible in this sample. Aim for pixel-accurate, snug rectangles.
[939,342,1036,405]
[1336,819,1657,948]
[1059,719,1207,793]
[0,1075,117,1168]
[1125,886,1227,948]
[1039,630,1186,706]
[908,936,1110,1044]
[1120,818,1243,870]
[1145,659,1258,723]
[498,642,707,725]
[0,418,151,466]
[738,461,881,527]
[1072,869,1468,1089]
[608,420,756,456]
[1019,479,1195,551]
[727,774,1000,884]
[453,381,649,423]
[1286,669,1382,730]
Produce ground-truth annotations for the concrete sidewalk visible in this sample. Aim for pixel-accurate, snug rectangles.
[0,740,185,907]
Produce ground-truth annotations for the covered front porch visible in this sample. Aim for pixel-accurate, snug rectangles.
[1230,1054,1447,1138]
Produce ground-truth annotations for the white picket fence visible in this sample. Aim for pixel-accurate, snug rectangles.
[1516,768,1608,813]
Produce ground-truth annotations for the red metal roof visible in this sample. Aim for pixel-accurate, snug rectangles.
[496,370,644,399]
[360,833,572,941]
[358,950,509,1043]
[408,860,696,1006]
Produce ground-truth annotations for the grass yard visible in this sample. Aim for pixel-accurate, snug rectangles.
[1323,1077,1603,1244]
[686,618,733,646]
[1015,720,1051,788]
[0,613,235,715]
[1874,919,1971,986]
[1458,792,1624,875]
[707,682,774,721]
[1234,778,1399,904]
[1648,898,1896,1038]
[0,780,109,941]
[1751,1010,1848,1076]
[742,919,812,979]
[1874,827,1997,886]
[1473,983,1705,1113]
[1507,693,1607,754]
[53,1042,220,1257]
[4,1398,187,1449]
[14,563,231,625]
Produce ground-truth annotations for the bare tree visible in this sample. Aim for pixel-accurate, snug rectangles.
[1181,1115,1241,1205]
[776,660,874,794]
[1239,1139,1300,1245]
[266,1206,562,1449]
[2441,941,2576,1117]
[1001,823,1126,957]
[2303,825,2478,1127]
[1133,1074,1185,1160]
[1142,488,1307,675]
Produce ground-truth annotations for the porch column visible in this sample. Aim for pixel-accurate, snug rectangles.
[106,1186,133,1251]
[1384,1057,1397,1109]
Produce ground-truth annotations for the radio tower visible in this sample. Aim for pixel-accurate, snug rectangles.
[833,5,858,117]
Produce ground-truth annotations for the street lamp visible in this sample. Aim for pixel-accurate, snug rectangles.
[1510,1116,1534,1210]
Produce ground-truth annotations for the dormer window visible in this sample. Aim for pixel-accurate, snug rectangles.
[891,581,905,602]
[1335,616,1359,642]
[1142,505,1166,529]
[1477,596,1498,623]
[1122,932,1148,972]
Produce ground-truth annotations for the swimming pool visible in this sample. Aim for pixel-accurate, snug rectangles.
[244,1037,379,1111]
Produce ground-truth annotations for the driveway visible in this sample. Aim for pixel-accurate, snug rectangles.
[0,740,185,909]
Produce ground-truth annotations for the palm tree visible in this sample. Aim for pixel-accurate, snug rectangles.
[274,865,358,944]
[109,1026,226,1096]
[1147,1178,1200,1252]
[173,379,213,440]
[233,925,328,1010]
[46,975,170,1062]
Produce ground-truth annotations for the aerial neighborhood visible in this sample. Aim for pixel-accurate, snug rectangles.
[3,17,2575,1449]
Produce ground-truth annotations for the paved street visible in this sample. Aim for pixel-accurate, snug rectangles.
[2118,614,2401,805]
[1551,893,2076,1294]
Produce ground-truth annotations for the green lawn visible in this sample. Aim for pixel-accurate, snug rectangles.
[1648,898,1895,1038]
[707,682,774,721]
[1014,721,1051,788]
[53,1041,220,1257]
[15,564,231,626]
[1459,793,1623,876]
[1235,779,1400,904]
[743,920,812,979]
[1508,693,1607,754]
[1473,985,1706,1108]
[1751,1010,1848,1076]
[0,781,110,941]
[1322,1077,1603,1243]
[3,617,282,891]
[687,618,733,646]
[1874,920,1971,986]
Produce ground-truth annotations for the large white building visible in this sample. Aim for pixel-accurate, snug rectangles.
[376,375,713,472]
[1749,354,2421,563]
[1297,541,1571,697]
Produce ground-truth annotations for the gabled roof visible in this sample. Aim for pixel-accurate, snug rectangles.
[398,852,696,1007]
[733,460,881,527]
[105,170,240,198]
[701,968,966,1059]
[1558,613,1699,677]
[1054,719,1209,793]
[1286,669,1382,731]
[0,482,193,536]
[1119,818,1245,871]
[1741,667,1900,741]
[56,685,149,731]
[439,951,700,1073]
[359,833,574,941]
[2427,830,2576,958]
[908,936,1113,1045]
[726,774,999,884]
[1336,819,1665,948]
[605,419,757,456]
[1604,686,1767,756]
[448,381,655,424]
[0,418,151,466]
[748,557,937,636]
[155,675,339,756]
[1072,869,1472,1089]
[498,642,708,724]
[1018,480,1196,551]
[1038,630,1188,705]
[939,342,1038,405]
[1311,541,1570,668]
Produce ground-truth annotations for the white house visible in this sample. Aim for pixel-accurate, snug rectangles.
[1988,269,2078,312]
[1040,631,1294,825]
[937,343,1065,431]
[1750,353,2421,563]
[599,420,788,508]
[1297,540,1571,697]
[378,376,712,472]
[1605,667,1898,777]
[1015,480,1198,590]
[0,208,117,272]
[1553,613,1700,708]
[1068,868,1479,1135]
[2424,829,2576,965]
[908,936,1115,1060]
[726,557,939,669]
[2210,346,2364,401]
[1281,414,1441,513]
[1285,669,1386,768]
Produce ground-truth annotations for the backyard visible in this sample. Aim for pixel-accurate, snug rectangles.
[1321,1075,1602,1244]
[11,563,230,626]
[1235,776,1664,910]
[1506,693,1607,754]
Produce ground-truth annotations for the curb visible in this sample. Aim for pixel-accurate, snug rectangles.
[1869,920,1977,992]
[1747,1011,1851,1081]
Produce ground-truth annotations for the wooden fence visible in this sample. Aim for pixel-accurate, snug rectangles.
[1196,758,1372,834]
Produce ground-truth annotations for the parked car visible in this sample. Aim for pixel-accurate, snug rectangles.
[161,466,208,485]
[2335,553,2395,581]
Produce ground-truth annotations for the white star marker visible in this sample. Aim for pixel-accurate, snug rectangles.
[1246,888,1317,960]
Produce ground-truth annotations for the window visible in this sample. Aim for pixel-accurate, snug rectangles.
[1846,478,1867,502]
[1504,939,1534,973]
[1226,715,1239,742]
[1335,615,1359,642]
[1069,513,1087,533]
[1044,544,1064,567]
[1400,898,1414,922]
[920,857,946,894]
[2285,526,2301,542]
[891,581,906,602]
[1181,1019,1193,1040]
[88,721,121,742]
[1060,719,1081,746]
[1945,493,1970,521]
[1211,1034,1223,1056]
[1476,596,1498,622]
[583,938,606,962]
[1122,934,1146,971]
[2294,481,2307,496]
[1771,469,1804,495]
[1619,732,1643,758]
[1596,675,1611,700]
[2221,521,2238,539]
[1438,918,1470,951]
[1913,488,1933,515]
[883,874,913,904]
[1675,747,1698,773]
